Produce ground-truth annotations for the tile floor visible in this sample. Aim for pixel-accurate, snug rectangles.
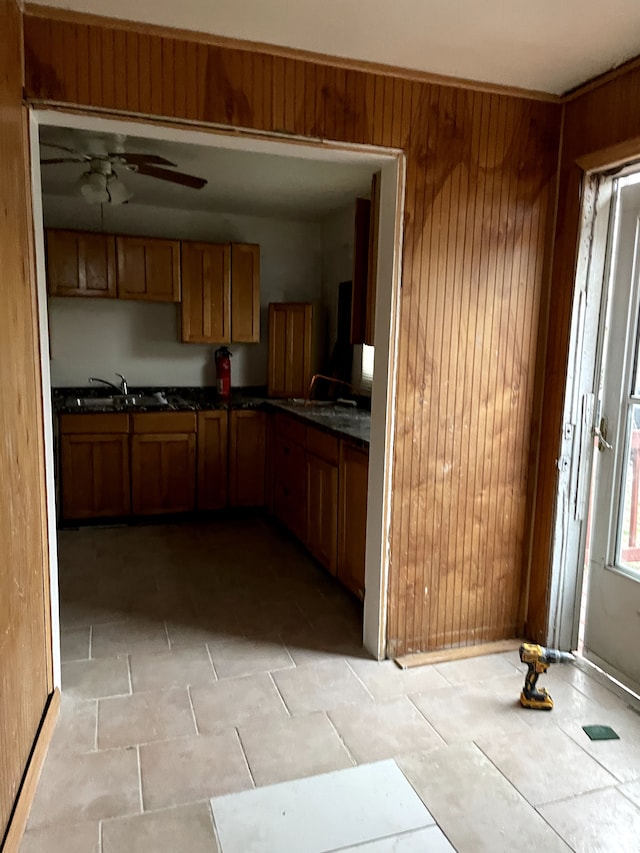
[21,516,640,852]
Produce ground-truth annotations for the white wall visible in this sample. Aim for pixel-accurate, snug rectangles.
[45,196,322,387]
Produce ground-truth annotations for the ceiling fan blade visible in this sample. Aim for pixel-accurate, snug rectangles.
[41,143,87,156]
[112,153,178,167]
[135,164,207,189]
[40,158,87,165]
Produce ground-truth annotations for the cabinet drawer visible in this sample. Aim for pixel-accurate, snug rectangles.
[306,426,339,465]
[273,413,306,446]
[60,413,130,434]
[132,412,196,434]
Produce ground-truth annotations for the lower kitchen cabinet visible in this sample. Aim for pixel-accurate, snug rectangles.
[229,410,266,507]
[197,410,228,510]
[272,415,307,542]
[337,442,369,599]
[306,427,339,574]
[131,412,197,515]
[60,413,130,520]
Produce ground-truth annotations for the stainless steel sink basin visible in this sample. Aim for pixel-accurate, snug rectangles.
[67,393,172,411]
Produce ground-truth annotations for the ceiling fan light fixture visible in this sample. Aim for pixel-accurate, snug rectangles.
[106,172,132,205]
[78,170,109,204]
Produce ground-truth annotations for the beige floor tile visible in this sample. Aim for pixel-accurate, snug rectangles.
[140,731,252,810]
[329,697,445,763]
[98,687,196,748]
[62,656,130,701]
[238,711,354,786]
[166,619,235,649]
[208,635,295,679]
[20,820,99,853]
[410,683,531,743]
[538,787,640,852]
[60,627,91,662]
[91,619,170,657]
[398,743,570,852]
[130,646,216,692]
[434,652,521,686]
[620,778,640,807]
[557,708,640,783]
[476,726,616,805]
[346,658,449,700]
[272,659,373,715]
[102,802,219,853]
[27,747,140,830]
[48,695,97,755]
[190,673,289,734]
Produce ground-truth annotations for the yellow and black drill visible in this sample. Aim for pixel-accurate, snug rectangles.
[519,643,573,710]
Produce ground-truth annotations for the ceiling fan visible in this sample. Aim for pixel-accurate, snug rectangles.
[40,136,207,205]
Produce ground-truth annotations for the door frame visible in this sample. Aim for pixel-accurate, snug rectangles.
[547,145,640,654]
[28,107,406,677]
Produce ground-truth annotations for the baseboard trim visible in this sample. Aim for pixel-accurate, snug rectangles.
[395,639,522,669]
[2,688,60,853]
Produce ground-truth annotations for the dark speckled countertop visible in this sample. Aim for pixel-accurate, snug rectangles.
[266,400,370,447]
[53,386,371,446]
[53,386,268,414]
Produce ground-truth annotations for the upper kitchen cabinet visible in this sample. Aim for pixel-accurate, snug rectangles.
[268,302,313,398]
[231,243,260,343]
[116,235,181,302]
[351,171,380,346]
[181,242,231,344]
[180,242,260,344]
[46,229,116,298]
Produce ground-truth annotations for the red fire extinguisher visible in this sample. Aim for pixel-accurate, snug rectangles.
[215,346,232,399]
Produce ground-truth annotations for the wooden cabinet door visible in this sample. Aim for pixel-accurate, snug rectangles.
[337,443,369,600]
[229,410,266,507]
[268,303,313,398]
[181,242,231,343]
[197,410,228,509]
[46,229,116,297]
[61,434,130,519]
[131,433,196,514]
[116,235,181,302]
[273,432,307,541]
[306,452,338,574]
[231,243,260,342]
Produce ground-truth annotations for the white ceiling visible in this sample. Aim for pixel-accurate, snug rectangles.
[32,0,640,95]
[38,124,386,219]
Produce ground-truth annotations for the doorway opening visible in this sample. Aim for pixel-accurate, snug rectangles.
[555,164,640,696]
[28,108,406,688]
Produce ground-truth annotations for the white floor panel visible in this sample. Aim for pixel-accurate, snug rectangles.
[210,760,435,853]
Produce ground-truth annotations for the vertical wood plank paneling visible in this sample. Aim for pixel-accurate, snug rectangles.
[137,33,152,114]
[1,1,51,840]
[100,26,115,109]
[22,12,561,656]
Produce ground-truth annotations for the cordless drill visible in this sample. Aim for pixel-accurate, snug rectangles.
[519,643,573,710]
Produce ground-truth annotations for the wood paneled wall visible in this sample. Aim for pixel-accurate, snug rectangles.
[0,0,51,843]
[529,66,640,641]
[22,11,561,655]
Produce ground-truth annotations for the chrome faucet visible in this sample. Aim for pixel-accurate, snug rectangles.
[89,373,129,395]
[307,374,358,403]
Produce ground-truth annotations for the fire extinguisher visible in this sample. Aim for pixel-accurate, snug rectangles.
[215,346,232,399]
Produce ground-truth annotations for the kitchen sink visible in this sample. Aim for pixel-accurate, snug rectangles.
[67,393,172,411]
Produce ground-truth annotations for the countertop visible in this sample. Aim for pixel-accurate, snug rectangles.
[266,401,370,447]
[53,387,371,446]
